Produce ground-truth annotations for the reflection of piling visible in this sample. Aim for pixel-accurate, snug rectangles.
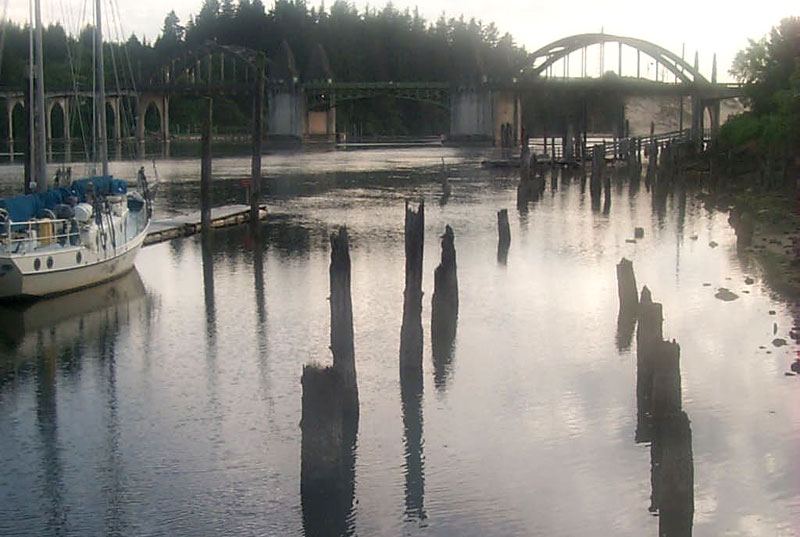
[497,209,510,264]
[400,369,426,521]
[330,227,358,417]
[650,411,694,537]
[431,225,459,387]
[729,209,754,250]
[400,201,425,373]
[300,365,356,537]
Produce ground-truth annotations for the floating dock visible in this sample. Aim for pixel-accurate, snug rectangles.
[144,204,267,246]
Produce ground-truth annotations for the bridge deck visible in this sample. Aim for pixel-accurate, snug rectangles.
[145,204,267,246]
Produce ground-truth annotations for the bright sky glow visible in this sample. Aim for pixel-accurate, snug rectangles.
[7,0,798,82]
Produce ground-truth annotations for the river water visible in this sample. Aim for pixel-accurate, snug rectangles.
[0,146,798,536]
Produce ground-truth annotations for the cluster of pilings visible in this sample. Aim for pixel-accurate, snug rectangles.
[300,201,463,531]
[616,258,694,537]
[517,146,545,210]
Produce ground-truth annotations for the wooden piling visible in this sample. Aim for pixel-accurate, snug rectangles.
[431,225,459,363]
[201,97,212,234]
[635,286,663,443]
[250,56,265,223]
[400,201,425,373]
[590,145,603,201]
[330,227,358,416]
[652,340,682,419]
[497,209,510,264]
[616,258,638,314]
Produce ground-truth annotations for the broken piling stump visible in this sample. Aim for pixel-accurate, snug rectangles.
[616,258,639,315]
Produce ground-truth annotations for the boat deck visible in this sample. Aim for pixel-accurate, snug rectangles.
[144,204,267,246]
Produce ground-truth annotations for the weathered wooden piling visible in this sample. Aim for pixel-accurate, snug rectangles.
[330,227,358,416]
[200,97,212,234]
[400,367,426,520]
[431,225,459,368]
[652,339,682,419]
[400,201,425,373]
[635,286,663,443]
[616,258,639,314]
[497,209,510,264]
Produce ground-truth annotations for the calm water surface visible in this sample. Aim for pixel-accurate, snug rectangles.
[0,147,798,536]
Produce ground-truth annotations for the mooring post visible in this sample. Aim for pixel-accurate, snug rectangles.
[400,201,425,373]
[250,54,265,223]
[431,225,459,360]
[330,227,358,416]
[201,97,212,234]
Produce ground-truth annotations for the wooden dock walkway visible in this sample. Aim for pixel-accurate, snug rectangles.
[144,204,268,246]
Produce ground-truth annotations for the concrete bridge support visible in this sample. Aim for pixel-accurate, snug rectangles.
[6,97,25,143]
[267,88,305,140]
[137,92,170,141]
[306,106,336,141]
[45,97,70,142]
[450,88,520,146]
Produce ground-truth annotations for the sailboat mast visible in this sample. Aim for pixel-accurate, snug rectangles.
[95,0,108,177]
[33,0,47,192]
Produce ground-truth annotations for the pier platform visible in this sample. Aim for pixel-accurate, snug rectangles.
[144,204,268,246]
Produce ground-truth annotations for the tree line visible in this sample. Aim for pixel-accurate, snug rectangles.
[0,0,530,137]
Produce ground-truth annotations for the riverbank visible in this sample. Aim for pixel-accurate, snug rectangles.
[697,174,800,344]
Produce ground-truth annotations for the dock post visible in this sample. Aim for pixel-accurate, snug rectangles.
[201,97,212,234]
[635,286,663,443]
[400,201,425,374]
[250,55,265,223]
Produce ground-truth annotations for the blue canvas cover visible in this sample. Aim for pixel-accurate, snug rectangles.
[0,175,128,226]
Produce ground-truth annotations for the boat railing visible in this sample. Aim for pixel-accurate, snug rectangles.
[0,211,82,252]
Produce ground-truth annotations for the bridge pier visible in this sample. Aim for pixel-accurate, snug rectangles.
[137,93,170,142]
[449,88,520,146]
[267,87,305,141]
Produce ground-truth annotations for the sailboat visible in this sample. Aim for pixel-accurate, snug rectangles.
[0,0,151,299]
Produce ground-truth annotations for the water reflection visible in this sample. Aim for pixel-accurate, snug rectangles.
[650,411,694,537]
[400,369,426,522]
[300,368,357,537]
[35,345,66,534]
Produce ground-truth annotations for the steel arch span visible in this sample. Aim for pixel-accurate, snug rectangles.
[528,33,709,84]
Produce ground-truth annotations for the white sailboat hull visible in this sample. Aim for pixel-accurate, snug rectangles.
[0,223,149,299]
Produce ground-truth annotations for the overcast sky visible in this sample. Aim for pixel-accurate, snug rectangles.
[8,0,798,81]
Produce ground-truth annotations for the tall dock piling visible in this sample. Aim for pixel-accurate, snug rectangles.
[497,209,511,264]
[431,225,459,367]
[650,410,694,537]
[400,201,425,373]
[330,227,358,416]
[200,97,212,234]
